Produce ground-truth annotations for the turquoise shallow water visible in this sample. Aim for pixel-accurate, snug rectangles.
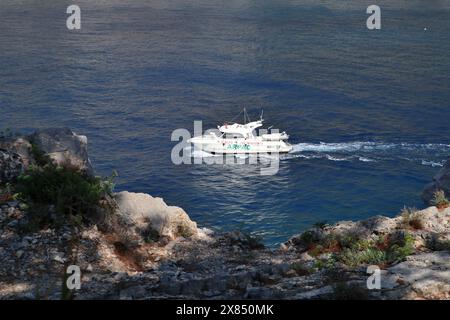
[1,1,449,246]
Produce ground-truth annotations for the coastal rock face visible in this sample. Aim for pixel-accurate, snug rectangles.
[284,206,450,253]
[423,157,450,204]
[0,128,448,300]
[114,191,198,240]
[30,128,94,175]
[0,150,24,184]
[0,129,93,175]
[2,198,447,300]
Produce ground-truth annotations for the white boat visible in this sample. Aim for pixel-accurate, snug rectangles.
[188,109,293,154]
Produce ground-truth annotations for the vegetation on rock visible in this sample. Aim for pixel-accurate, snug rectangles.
[431,190,450,209]
[300,229,416,269]
[400,206,424,230]
[12,143,116,232]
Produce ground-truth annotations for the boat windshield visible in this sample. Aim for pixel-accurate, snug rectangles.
[225,133,245,139]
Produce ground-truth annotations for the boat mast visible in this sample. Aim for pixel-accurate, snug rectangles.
[243,107,252,125]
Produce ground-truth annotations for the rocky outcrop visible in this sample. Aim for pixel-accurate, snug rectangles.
[30,128,94,175]
[0,128,94,177]
[284,206,450,253]
[423,157,450,204]
[1,197,448,300]
[281,206,450,300]
[114,191,198,241]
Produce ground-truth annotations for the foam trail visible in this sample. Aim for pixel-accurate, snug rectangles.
[421,160,444,167]
[325,155,352,161]
[291,142,450,154]
[358,157,376,162]
[288,141,449,165]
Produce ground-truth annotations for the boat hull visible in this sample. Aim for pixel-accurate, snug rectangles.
[189,137,293,154]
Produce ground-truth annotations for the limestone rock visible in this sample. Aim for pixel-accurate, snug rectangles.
[293,285,333,299]
[29,128,94,175]
[386,251,450,299]
[114,191,198,240]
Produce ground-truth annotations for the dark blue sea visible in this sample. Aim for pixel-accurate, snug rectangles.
[1,1,449,246]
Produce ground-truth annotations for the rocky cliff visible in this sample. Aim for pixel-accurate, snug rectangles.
[0,129,449,300]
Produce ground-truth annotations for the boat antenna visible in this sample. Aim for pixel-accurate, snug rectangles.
[243,107,251,124]
[227,107,252,124]
[260,109,264,121]
[227,109,244,123]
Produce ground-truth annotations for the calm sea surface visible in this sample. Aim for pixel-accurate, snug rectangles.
[1,0,449,246]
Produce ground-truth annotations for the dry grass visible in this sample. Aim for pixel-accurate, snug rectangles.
[400,207,424,230]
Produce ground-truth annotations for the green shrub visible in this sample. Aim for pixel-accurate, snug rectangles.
[387,232,415,262]
[431,190,450,208]
[338,239,382,267]
[340,247,387,267]
[30,143,52,167]
[314,256,336,270]
[336,234,359,249]
[336,233,415,267]
[350,239,374,251]
[16,164,114,231]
